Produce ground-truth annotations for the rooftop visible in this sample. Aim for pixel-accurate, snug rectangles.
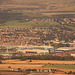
[17,45,54,49]
[56,47,75,51]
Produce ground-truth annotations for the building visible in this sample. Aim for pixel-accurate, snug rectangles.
[71,54,75,57]
[55,47,75,56]
[17,45,54,55]
[0,52,18,57]
[56,47,75,52]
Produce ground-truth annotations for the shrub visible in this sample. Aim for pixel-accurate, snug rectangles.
[0,61,2,64]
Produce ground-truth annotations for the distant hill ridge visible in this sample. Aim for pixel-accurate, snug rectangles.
[0,0,75,12]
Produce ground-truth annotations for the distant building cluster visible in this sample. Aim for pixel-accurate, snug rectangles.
[32,17,75,24]
[0,45,75,58]
[0,17,75,58]
[55,47,75,57]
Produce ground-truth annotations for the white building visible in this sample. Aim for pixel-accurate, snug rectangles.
[71,54,75,57]
[17,45,54,55]
[56,47,75,51]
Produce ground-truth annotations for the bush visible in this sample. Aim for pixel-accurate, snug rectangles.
[8,66,11,68]
[0,61,2,64]
[29,60,32,62]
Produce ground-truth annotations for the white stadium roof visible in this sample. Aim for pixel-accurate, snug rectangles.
[17,45,54,48]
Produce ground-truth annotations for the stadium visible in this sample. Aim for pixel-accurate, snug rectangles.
[17,45,54,55]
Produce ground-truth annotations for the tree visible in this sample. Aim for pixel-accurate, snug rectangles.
[18,68,22,71]
[29,59,32,62]
[8,66,11,68]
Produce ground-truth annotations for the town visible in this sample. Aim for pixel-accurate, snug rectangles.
[0,1,75,75]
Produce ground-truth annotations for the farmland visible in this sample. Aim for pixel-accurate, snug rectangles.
[44,64,75,69]
[0,60,75,71]
[0,60,75,75]
[0,0,75,17]
[0,72,73,75]
[0,0,75,30]
[0,0,75,75]
[0,0,75,13]
[2,60,75,64]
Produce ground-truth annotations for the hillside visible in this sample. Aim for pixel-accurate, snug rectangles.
[0,0,75,14]
[0,0,75,30]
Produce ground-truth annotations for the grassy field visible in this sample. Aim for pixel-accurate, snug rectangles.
[67,26,75,30]
[44,64,75,69]
[0,0,75,29]
[2,20,59,27]
[23,13,45,17]
[4,20,34,27]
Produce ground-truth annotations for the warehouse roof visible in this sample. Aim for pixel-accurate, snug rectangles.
[56,47,75,51]
[18,45,54,49]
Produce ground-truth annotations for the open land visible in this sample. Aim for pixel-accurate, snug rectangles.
[3,20,59,27]
[0,0,75,31]
[0,60,75,71]
[0,0,75,18]
[0,72,74,75]
[0,0,75,13]
[0,60,75,75]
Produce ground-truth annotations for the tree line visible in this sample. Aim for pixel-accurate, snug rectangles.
[11,55,75,61]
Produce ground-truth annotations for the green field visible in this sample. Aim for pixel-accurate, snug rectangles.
[44,64,75,69]
[2,20,59,27]
[0,0,75,29]
[67,24,75,30]
[23,13,45,17]
[68,26,75,30]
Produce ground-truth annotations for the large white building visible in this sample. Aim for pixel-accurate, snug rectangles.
[17,45,54,55]
[56,47,75,51]
[55,47,75,53]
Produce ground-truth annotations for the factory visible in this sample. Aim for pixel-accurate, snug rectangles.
[17,45,54,55]
[55,47,75,56]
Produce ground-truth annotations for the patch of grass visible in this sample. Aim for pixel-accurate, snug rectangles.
[67,23,75,26]
[32,21,59,27]
[44,64,75,69]
[3,20,34,27]
[67,26,75,30]
[23,13,45,17]
[2,20,59,27]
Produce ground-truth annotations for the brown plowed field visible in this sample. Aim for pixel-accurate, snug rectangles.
[0,60,75,72]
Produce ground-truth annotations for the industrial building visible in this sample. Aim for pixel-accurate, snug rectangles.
[0,52,18,57]
[55,47,75,56]
[56,47,75,52]
[17,45,54,55]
